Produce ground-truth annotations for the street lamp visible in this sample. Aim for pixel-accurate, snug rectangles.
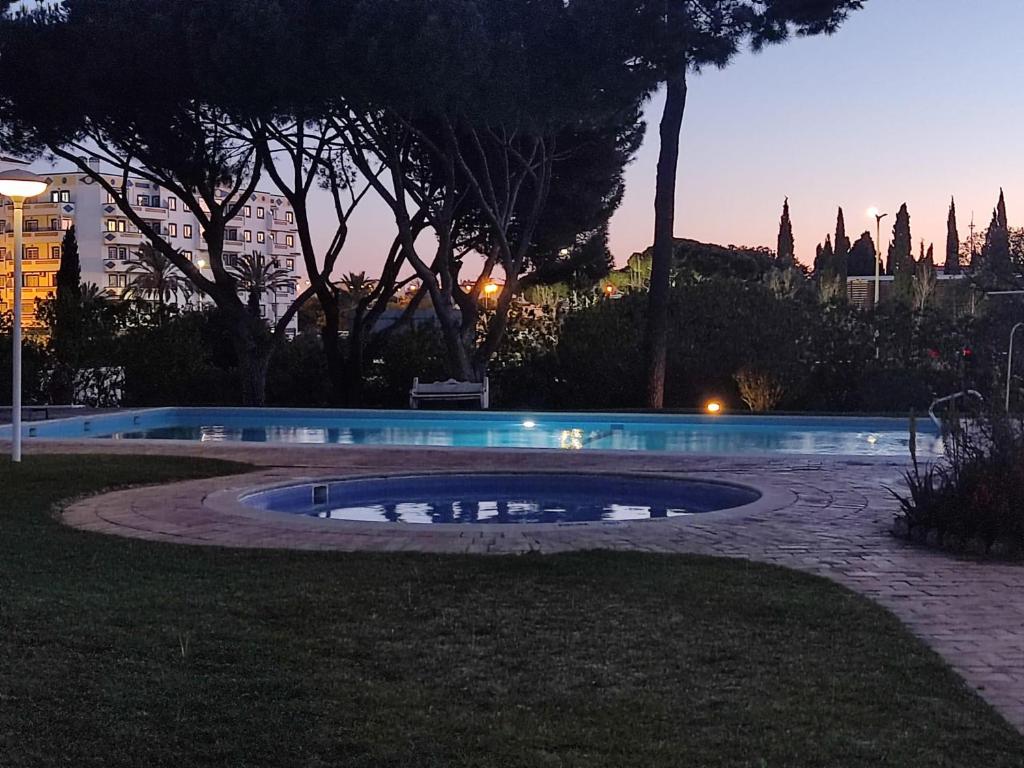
[0,168,49,462]
[867,207,888,307]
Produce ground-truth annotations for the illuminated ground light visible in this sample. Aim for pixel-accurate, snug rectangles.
[705,400,723,414]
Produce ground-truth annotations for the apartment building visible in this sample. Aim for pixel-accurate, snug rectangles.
[0,160,301,333]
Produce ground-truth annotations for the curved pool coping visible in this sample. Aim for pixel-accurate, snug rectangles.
[205,469,795,536]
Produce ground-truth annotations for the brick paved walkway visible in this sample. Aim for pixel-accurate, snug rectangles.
[22,440,1024,732]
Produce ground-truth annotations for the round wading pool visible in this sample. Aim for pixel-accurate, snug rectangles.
[240,473,761,525]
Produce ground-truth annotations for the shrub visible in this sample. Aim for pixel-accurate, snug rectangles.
[895,408,1024,556]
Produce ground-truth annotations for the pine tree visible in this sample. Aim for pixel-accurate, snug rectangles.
[776,197,795,267]
[944,197,960,274]
[888,203,914,303]
[847,231,877,276]
[833,207,850,285]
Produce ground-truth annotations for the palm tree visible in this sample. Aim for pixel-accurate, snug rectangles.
[229,252,295,319]
[123,243,192,311]
[80,282,114,306]
[337,271,376,301]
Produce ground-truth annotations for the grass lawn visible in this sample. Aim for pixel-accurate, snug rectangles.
[1,455,1023,767]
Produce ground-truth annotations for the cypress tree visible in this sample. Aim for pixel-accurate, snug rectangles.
[888,203,914,303]
[55,225,81,303]
[944,197,960,274]
[847,231,877,276]
[833,207,850,285]
[982,188,1011,275]
[49,226,83,403]
[776,197,795,267]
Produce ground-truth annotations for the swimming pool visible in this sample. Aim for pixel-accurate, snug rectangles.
[241,473,762,524]
[0,407,938,457]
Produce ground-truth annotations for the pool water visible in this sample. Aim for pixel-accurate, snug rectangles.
[3,407,941,457]
[241,473,762,524]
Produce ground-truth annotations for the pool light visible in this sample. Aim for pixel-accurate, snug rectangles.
[522,420,536,429]
[705,400,723,415]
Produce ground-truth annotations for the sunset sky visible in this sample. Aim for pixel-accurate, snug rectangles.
[321,0,1024,274]
[27,0,1022,275]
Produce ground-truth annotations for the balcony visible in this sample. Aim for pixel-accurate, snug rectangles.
[102,229,144,246]
[2,199,75,216]
[130,203,168,220]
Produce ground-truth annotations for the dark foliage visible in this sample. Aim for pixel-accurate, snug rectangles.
[897,407,1024,555]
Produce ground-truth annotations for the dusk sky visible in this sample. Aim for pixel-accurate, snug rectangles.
[313,0,1024,275]
[29,0,1022,275]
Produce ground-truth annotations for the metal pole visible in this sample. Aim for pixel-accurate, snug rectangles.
[874,216,881,306]
[11,198,23,462]
[1007,322,1024,411]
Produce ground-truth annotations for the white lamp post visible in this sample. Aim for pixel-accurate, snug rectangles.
[867,207,888,307]
[0,169,49,462]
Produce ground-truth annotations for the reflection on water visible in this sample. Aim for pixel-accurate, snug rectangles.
[110,418,943,457]
[314,498,687,524]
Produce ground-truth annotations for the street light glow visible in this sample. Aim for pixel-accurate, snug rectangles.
[0,169,48,200]
[867,206,879,219]
[705,400,723,414]
[483,282,498,295]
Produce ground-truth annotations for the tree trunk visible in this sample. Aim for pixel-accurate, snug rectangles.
[226,308,270,406]
[318,290,346,405]
[238,347,270,407]
[643,67,688,409]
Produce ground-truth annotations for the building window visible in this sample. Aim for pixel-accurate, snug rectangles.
[118,247,127,260]
[256,231,265,243]
[256,207,264,218]
[182,251,193,262]
[0,221,5,234]
[51,246,61,259]
[183,224,193,238]
[24,218,38,232]
[167,197,177,211]
[167,223,177,237]
[108,247,117,260]
[137,195,149,206]
[49,190,70,203]
[244,230,252,242]
[150,195,160,208]
[286,258,294,270]
[49,218,60,231]
[285,211,294,224]
[106,219,127,232]
[285,234,294,248]
[0,247,6,260]
[24,247,39,259]
[225,253,238,267]
[107,273,128,288]
[226,228,238,241]
[244,205,251,217]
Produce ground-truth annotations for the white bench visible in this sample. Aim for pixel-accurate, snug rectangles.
[409,377,489,409]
